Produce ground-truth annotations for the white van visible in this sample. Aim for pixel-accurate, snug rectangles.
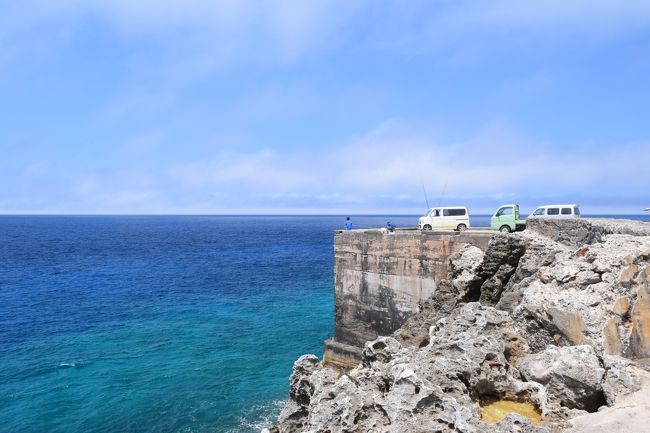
[529,204,581,219]
[419,207,470,231]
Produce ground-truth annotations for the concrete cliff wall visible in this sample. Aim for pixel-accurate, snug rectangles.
[324,229,492,368]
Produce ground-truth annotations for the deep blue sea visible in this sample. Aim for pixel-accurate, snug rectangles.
[1,214,648,433]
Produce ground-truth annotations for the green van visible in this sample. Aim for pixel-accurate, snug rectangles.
[491,204,527,233]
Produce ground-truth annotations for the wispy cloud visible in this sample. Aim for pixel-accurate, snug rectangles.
[5,119,641,214]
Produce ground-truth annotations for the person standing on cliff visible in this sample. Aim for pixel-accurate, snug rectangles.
[344,217,353,230]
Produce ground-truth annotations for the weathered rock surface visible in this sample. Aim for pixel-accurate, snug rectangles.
[565,372,650,433]
[278,304,550,433]
[629,285,650,357]
[272,218,650,433]
[517,346,605,411]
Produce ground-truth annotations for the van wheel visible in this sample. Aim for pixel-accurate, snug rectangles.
[457,224,467,231]
[423,224,432,231]
[500,225,511,233]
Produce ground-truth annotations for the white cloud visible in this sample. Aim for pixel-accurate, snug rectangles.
[2,117,648,214]
[157,119,650,211]
[167,149,315,190]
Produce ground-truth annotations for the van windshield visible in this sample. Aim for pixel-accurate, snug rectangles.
[497,207,513,216]
[532,208,545,216]
[574,207,580,216]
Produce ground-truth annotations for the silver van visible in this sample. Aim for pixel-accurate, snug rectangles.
[529,204,580,219]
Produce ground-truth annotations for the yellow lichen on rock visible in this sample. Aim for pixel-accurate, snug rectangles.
[480,399,542,424]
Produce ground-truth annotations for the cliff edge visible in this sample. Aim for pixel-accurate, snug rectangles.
[269,218,650,433]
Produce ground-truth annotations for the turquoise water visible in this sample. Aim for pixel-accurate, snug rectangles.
[1,214,648,432]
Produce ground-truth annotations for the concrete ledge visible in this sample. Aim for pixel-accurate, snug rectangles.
[323,338,362,371]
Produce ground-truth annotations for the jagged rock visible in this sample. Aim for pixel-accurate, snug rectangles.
[628,285,650,358]
[611,297,630,316]
[600,356,642,404]
[552,264,582,283]
[526,218,605,246]
[449,244,485,300]
[566,381,650,433]
[547,308,585,346]
[588,219,650,237]
[393,280,458,348]
[276,355,322,432]
[502,329,531,363]
[602,319,622,356]
[277,304,549,433]
[496,236,560,313]
[574,270,601,285]
[517,345,605,411]
[479,235,527,306]
[634,266,650,285]
[288,355,320,406]
[528,218,650,246]
[619,264,639,286]
[362,337,402,366]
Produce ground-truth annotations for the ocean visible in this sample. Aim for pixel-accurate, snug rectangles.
[1,215,649,433]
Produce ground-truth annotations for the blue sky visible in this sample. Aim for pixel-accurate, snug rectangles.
[1,0,649,214]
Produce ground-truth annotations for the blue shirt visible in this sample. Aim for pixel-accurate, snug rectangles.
[344,220,353,230]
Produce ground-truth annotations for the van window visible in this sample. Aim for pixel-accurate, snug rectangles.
[497,207,513,216]
[444,208,466,216]
[561,208,572,215]
[533,208,545,216]
[547,208,560,215]
[574,207,580,216]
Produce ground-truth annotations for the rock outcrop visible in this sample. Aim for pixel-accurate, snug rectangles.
[270,218,650,433]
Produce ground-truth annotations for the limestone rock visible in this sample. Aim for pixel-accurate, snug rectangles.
[628,286,650,358]
[517,345,605,411]
[278,304,549,433]
[552,264,582,283]
[602,319,622,356]
[574,270,601,286]
[276,355,323,432]
[392,281,458,348]
[449,244,485,300]
[600,356,642,404]
[611,297,630,316]
[619,264,639,286]
[634,266,650,285]
[547,308,584,346]
[566,381,650,433]
[362,336,402,366]
[288,355,320,406]
[526,218,605,246]
[478,235,527,305]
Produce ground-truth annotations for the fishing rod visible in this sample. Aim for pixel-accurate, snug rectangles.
[421,183,430,211]
[438,180,448,207]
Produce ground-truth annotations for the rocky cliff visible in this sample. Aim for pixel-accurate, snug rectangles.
[268,218,650,433]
